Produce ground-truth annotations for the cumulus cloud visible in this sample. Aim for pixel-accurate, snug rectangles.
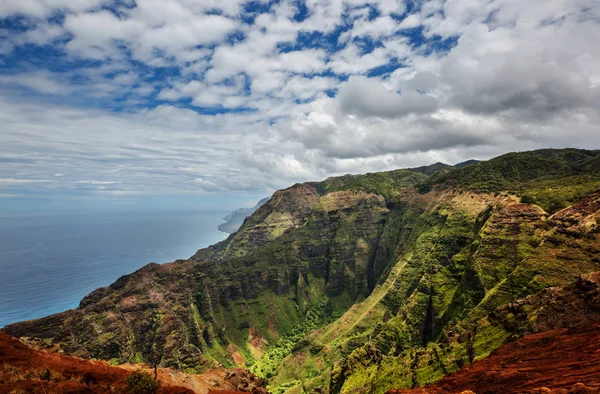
[439,23,600,117]
[0,71,71,95]
[0,0,599,199]
[62,9,238,63]
[0,0,106,19]
[338,76,438,118]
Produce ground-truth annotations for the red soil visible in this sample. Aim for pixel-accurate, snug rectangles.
[0,331,193,394]
[208,391,248,394]
[388,323,600,394]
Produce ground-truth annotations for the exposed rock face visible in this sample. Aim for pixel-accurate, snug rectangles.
[221,183,321,258]
[3,149,600,394]
[3,184,396,373]
[490,271,600,334]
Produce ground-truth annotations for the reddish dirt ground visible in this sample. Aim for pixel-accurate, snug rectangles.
[4,322,600,394]
[208,391,248,394]
[0,331,193,394]
[389,323,600,394]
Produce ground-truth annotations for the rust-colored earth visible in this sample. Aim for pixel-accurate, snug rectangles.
[0,330,267,394]
[0,331,193,394]
[4,318,600,394]
[389,323,600,394]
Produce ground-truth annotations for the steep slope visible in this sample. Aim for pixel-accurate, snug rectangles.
[453,159,479,169]
[266,151,600,394]
[390,323,600,394]
[276,188,600,394]
[3,171,426,374]
[4,148,600,394]
[387,273,600,393]
[425,148,600,213]
[409,162,454,176]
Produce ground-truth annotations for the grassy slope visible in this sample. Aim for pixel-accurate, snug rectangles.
[426,148,600,213]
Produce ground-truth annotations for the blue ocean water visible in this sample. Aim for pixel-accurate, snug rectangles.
[0,210,228,327]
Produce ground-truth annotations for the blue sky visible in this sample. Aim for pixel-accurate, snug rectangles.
[1,0,599,212]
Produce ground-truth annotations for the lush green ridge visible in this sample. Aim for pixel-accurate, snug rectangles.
[424,149,600,213]
[4,148,600,394]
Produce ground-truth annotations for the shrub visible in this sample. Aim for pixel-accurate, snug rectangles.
[547,198,568,213]
[527,236,542,248]
[520,195,536,204]
[124,371,161,394]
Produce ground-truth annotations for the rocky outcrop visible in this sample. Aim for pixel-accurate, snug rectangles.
[219,183,321,258]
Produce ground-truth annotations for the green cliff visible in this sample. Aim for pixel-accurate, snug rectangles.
[4,148,600,394]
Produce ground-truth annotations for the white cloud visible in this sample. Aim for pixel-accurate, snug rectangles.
[0,0,599,198]
[0,178,52,184]
[398,13,420,30]
[338,76,438,118]
[352,15,399,39]
[0,0,106,19]
[74,180,121,185]
[0,71,70,95]
[62,9,237,63]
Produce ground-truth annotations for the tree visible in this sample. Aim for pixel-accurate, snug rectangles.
[520,195,536,204]
[149,345,164,383]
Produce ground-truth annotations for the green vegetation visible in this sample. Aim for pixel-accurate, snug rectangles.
[124,371,161,394]
[520,195,536,204]
[6,148,600,394]
[250,299,340,379]
[424,149,600,212]
[311,169,429,199]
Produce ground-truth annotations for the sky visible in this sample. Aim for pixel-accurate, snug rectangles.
[1,0,599,212]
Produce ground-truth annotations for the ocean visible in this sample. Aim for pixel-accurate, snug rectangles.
[0,210,228,327]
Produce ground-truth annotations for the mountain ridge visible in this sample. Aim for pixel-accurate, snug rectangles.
[4,148,600,394]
